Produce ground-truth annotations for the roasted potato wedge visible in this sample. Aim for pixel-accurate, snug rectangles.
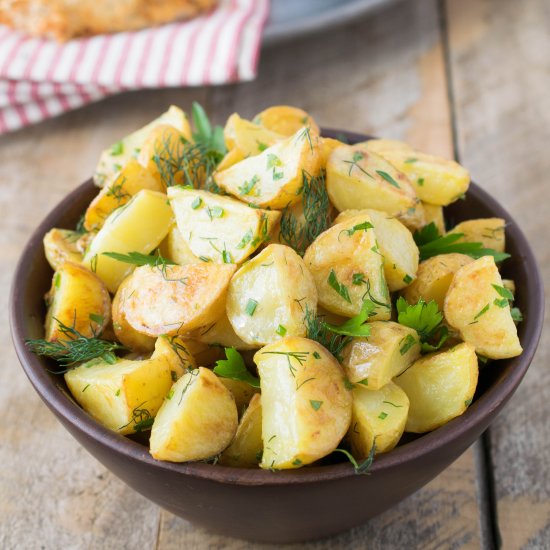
[64,335,188,435]
[149,367,238,462]
[444,256,522,359]
[226,244,317,346]
[94,105,191,187]
[179,339,225,367]
[334,209,419,291]
[342,322,421,389]
[422,202,446,234]
[45,262,110,341]
[253,105,320,137]
[121,263,236,337]
[43,228,83,271]
[395,343,478,433]
[365,139,470,206]
[215,127,321,209]
[192,313,257,350]
[255,337,352,469]
[449,218,506,253]
[219,394,263,467]
[82,189,173,293]
[84,160,164,231]
[303,214,390,319]
[349,382,410,457]
[219,378,260,414]
[158,224,200,265]
[224,113,284,159]
[402,253,474,310]
[168,187,280,264]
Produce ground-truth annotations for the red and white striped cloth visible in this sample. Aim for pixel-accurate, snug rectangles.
[0,0,270,134]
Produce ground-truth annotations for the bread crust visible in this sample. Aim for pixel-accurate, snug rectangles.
[0,0,217,41]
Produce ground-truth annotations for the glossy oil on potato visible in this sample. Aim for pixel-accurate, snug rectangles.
[444,256,522,359]
[43,228,83,271]
[45,262,111,341]
[168,187,280,264]
[121,263,236,337]
[395,342,478,433]
[226,244,317,346]
[253,105,320,137]
[349,382,409,457]
[342,321,421,389]
[255,337,352,469]
[149,367,238,462]
[303,214,390,319]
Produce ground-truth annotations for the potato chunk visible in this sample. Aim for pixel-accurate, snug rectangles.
[45,262,110,341]
[219,378,259,414]
[43,229,83,271]
[303,214,390,319]
[449,218,506,253]
[444,256,522,359]
[191,313,257,350]
[255,337,352,469]
[334,209,419,291]
[326,145,422,227]
[342,322,421,389]
[94,105,191,187]
[121,263,236,337]
[219,394,263,467]
[150,367,238,462]
[422,202,446,234]
[158,225,200,265]
[224,113,284,158]
[84,160,164,231]
[365,139,470,206]
[253,105,320,136]
[349,382,409,457]
[82,189,174,293]
[215,127,321,209]
[395,343,478,433]
[402,253,473,311]
[64,336,189,435]
[226,244,317,346]
[167,188,280,264]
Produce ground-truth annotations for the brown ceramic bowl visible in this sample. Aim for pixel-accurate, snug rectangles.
[10,130,544,543]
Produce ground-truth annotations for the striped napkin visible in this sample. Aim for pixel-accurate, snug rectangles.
[0,0,270,134]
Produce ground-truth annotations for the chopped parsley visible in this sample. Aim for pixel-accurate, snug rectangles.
[245,299,258,316]
[214,347,260,388]
[328,269,351,303]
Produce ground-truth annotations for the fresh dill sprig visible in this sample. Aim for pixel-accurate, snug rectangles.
[119,402,154,433]
[25,318,125,368]
[305,307,351,362]
[333,442,376,475]
[279,170,332,256]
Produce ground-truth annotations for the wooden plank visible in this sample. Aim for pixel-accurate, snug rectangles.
[445,0,550,548]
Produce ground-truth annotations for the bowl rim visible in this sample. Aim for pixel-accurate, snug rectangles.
[9,128,545,487]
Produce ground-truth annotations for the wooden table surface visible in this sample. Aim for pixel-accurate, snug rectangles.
[1,0,548,548]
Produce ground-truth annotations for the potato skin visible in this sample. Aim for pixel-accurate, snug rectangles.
[149,367,238,462]
[255,337,352,469]
[223,113,284,158]
[395,343,478,433]
[45,262,111,341]
[158,224,200,265]
[422,202,446,234]
[43,228,83,271]
[449,218,506,253]
[191,313,257,351]
[253,105,320,137]
[122,263,236,337]
[304,214,391,319]
[444,256,522,359]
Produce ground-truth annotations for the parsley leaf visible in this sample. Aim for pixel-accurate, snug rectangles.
[102,250,175,267]
[328,269,351,303]
[321,300,375,337]
[214,347,260,388]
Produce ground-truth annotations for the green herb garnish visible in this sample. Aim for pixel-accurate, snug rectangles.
[245,299,258,316]
[214,347,260,388]
[328,269,351,303]
[376,170,400,188]
[333,443,376,475]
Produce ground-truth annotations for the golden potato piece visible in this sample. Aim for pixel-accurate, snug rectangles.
[253,105,320,137]
[303,214,390,319]
[84,160,164,231]
[319,137,348,167]
[349,382,409,457]
[122,263,236,337]
[219,394,263,467]
[402,253,474,311]
[444,256,522,359]
[334,209,419,291]
[82,189,174,293]
[149,367,238,462]
[158,224,200,265]
[395,343,478,433]
[326,145,422,227]
[449,218,506,253]
[64,336,188,435]
[224,113,284,157]
[45,262,110,341]
[226,244,317,346]
[215,127,321,209]
[192,313,257,350]
[255,337,352,469]
[422,202,446,234]
[167,188,280,264]
[219,378,260,415]
[43,228,83,271]
[365,139,470,206]
[94,105,191,187]
[342,322,421,389]
[179,339,225,367]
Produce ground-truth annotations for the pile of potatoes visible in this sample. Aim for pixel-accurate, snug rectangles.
[40,104,522,469]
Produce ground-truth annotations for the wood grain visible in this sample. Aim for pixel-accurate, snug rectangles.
[446,0,550,548]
